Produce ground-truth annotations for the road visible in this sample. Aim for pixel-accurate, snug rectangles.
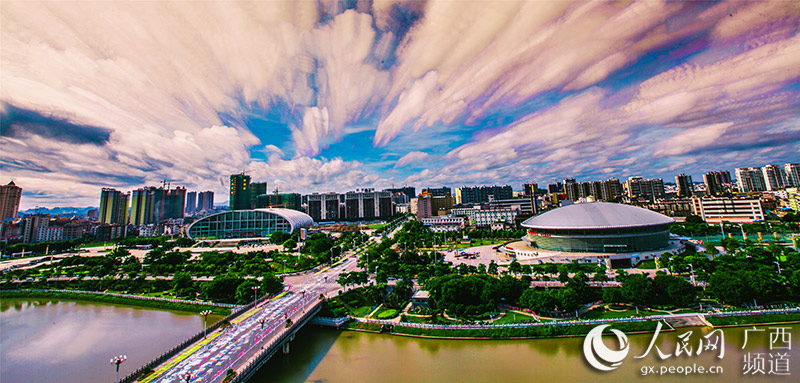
[142,254,359,383]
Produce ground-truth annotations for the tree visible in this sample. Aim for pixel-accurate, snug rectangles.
[282,238,297,252]
[235,278,261,304]
[685,215,705,224]
[172,271,194,295]
[487,261,498,275]
[508,260,522,275]
[602,288,624,304]
[270,231,290,245]
[261,273,284,296]
[202,274,243,303]
[621,274,651,306]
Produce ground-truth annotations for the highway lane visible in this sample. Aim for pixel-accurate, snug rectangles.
[142,255,359,383]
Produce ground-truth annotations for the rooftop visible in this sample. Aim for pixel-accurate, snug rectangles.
[521,202,674,230]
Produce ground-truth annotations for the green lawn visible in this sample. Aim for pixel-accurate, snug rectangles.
[364,224,386,231]
[349,305,374,318]
[581,308,660,319]
[375,307,400,319]
[707,313,800,326]
[399,314,457,324]
[635,259,657,269]
[492,311,539,324]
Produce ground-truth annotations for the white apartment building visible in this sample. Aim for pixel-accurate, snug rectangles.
[691,197,765,223]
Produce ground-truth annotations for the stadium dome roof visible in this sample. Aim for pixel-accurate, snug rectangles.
[253,208,314,230]
[522,202,674,230]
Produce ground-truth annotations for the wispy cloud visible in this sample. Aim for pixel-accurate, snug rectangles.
[1,0,799,208]
[394,151,428,168]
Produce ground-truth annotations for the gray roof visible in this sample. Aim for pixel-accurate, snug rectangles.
[254,208,314,231]
[521,202,674,230]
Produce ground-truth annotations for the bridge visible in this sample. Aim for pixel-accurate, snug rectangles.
[124,256,358,383]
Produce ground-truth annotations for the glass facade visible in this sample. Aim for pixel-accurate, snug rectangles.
[187,210,297,239]
[526,224,671,253]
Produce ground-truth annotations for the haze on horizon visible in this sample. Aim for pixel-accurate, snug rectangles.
[1,0,799,210]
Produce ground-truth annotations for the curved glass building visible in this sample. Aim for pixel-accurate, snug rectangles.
[186,208,313,239]
[521,202,674,253]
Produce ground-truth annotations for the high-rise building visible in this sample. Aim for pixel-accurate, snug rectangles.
[0,180,22,220]
[21,214,50,243]
[675,173,694,198]
[344,190,393,220]
[163,186,187,220]
[703,171,731,196]
[784,163,799,187]
[454,185,513,204]
[522,183,538,197]
[230,173,251,211]
[761,164,788,191]
[250,182,268,209]
[626,177,665,200]
[547,182,562,194]
[255,192,302,211]
[197,191,215,212]
[306,193,341,222]
[99,188,129,225]
[129,186,186,225]
[735,168,766,193]
[417,192,454,219]
[130,187,156,225]
[563,178,622,202]
[422,186,452,197]
[384,186,416,200]
[185,191,197,214]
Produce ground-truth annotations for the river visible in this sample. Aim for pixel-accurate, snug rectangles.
[1,299,797,383]
[0,298,223,383]
[253,324,799,383]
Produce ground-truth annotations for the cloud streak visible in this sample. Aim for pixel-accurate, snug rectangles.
[1,0,798,208]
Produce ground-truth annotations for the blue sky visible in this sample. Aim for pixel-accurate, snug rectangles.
[1,0,799,209]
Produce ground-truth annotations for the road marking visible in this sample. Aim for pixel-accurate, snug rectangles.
[140,331,221,383]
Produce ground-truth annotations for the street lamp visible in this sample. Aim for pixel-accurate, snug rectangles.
[200,310,212,338]
[282,259,287,274]
[181,372,193,383]
[109,354,127,383]
[687,263,696,286]
[774,261,782,275]
[251,285,261,304]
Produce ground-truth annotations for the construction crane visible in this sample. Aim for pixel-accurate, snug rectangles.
[269,187,288,208]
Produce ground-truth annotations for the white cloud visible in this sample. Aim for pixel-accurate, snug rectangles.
[394,151,428,168]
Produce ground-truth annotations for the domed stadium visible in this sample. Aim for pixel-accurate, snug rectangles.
[521,202,674,253]
[186,208,313,240]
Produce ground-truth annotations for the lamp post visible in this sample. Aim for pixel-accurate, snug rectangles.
[181,372,193,383]
[109,354,127,383]
[283,259,287,274]
[774,261,782,275]
[687,263,696,286]
[200,310,212,338]
[252,285,261,305]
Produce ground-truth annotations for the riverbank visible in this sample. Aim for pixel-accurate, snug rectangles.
[706,312,800,327]
[344,319,666,339]
[0,290,230,315]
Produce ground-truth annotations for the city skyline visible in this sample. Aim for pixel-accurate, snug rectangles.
[2,1,799,209]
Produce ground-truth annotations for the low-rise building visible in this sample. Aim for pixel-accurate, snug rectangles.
[420,215,466,232]
[473,209,518,227]
[691,197,765,223]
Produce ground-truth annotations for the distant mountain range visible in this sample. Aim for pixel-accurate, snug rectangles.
[20,206,97,216]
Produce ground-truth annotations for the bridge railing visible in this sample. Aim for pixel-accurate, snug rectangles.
[118,288,287,383]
